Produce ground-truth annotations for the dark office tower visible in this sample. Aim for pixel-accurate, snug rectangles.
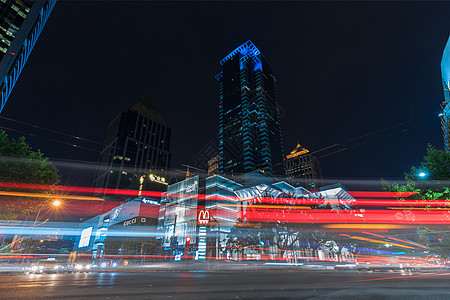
[0,0,56,114]
[216,40,284,176]
[285,143,322,189]
[93,96,171,191]
[440,35,450,151]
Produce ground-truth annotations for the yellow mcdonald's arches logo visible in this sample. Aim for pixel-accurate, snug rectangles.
[198,210,209,224]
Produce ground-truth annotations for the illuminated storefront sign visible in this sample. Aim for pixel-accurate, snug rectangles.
[122,217,149,227]
[149,174,168,185]
[123,218,137,226]
[142,198,159,205]
[185,181,198,193]
[198,210,209,225]
[197,226,207,260]
[78,227,93,248]
[138,175,145,196]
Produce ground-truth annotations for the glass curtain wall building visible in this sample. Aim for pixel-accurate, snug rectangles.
[93,96,171,192]
[0,0,56,114]
[159,173,355,261]
[159,175,244,260]
[216,40,285,176]
[75,199,160,265]
[159,176,200,257]
[205,175,243,259]
[440,35,450,151]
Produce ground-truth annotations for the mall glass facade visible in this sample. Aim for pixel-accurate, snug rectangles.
[160,176,199,249]
[159,173,355,261]
[75,199,160,265]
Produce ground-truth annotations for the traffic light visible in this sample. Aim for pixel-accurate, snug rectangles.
[185,236,191,252]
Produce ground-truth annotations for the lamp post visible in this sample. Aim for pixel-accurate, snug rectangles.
[210,215,220,260]
[26,199,62,251]
[32,199,61,225]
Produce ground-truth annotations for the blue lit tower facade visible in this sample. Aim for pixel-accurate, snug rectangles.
[216,41,285,176]
[0,0,56,114]
[440,36,450,151]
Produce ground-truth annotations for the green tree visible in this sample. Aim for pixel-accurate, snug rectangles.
[0,130,59,219]
[382,144,450,200]
[406,144,450,181]
[382,144,450,257]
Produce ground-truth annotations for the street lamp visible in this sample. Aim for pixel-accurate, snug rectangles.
[34,199,62,224]
[418,172,427,178]
[21,199,62,254]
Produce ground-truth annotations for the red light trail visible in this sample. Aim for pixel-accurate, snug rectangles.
[314,273,450,285]
[242,209,450,224]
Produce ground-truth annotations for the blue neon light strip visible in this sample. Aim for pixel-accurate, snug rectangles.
[215,71,223,81]
[220,40,261,66]
[442,36,450,103]
[0,0,57,114]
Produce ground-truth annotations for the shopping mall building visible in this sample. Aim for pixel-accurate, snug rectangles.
[74,172,355,263]
[73,198,161,266]
[158,172,355,261]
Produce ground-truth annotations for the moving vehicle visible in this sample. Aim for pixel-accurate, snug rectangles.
[25,259,68,274]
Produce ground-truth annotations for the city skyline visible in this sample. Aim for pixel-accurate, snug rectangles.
[2,3,450,291]
[0,2,449,185]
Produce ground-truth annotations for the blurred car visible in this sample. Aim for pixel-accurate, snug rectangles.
[356,263,404,272]
[25,260,68,274]
[69,262,94,273]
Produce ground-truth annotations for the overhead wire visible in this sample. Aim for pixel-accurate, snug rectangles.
[311,111,438,156]
[0,110,440,168]
[0,116,106,147]
[0,126,101,154]
[316,117,437,159]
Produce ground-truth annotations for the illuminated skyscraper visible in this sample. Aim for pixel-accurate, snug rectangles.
[440,36,450,151]
[285,143,322,189]
[0,0,56,114]
[93,96,171,192]
[207,154,219,176]
[216,40,284,176]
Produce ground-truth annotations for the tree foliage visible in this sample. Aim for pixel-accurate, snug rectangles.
[382,144,450,200]
[0,130,59,184]
[406,144,450,181]
[382,144,450,257]
[0,130,60,219]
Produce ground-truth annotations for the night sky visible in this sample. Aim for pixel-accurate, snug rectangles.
[1,1,449,187]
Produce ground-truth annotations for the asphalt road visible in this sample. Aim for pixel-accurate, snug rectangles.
[2,269,450,299]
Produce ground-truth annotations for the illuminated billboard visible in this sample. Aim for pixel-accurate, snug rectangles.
[78,227,93,248]
[149,173,168,185]
[198,210,209,225]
